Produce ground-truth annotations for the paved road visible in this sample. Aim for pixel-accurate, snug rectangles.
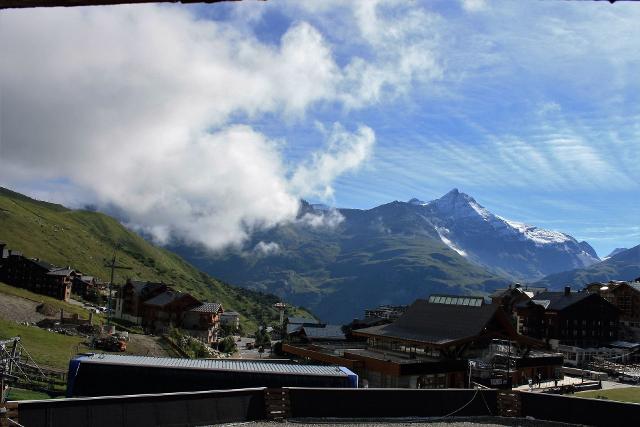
[236,336,274,359]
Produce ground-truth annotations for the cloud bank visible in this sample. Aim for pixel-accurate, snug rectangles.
[0,3,441,250]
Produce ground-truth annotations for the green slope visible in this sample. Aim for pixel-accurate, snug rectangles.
[0,187,308,330]
[535,244,640,290]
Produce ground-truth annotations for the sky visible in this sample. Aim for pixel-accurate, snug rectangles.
[0,0,639,258]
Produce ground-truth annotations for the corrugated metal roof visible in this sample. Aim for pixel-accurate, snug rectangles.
[77,354,348,377]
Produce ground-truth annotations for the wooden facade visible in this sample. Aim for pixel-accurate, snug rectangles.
[0,245,72,301]
[515,288,619,348]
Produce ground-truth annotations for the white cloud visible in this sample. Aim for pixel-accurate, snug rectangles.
[298,209,345,229]
[291,124,375,199]
[461,0,487,13]
[253,241,282,257]
[0,5,405,250]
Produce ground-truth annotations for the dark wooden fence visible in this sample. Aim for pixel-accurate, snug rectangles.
[4,387,640,427]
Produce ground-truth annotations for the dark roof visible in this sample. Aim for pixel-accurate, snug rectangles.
[302,325,346,341]
[144,290,191,307]
[516,291,592,311]
[355,299,500,345]
[287,324,303,335]
[490,286,547,298]
[30,259,55,270]
[189,302,222,313]
[76,354,351,377]
[287,316,321,325]
[46,268,75,276]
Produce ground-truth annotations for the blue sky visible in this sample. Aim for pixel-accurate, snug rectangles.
[1,0,638,256]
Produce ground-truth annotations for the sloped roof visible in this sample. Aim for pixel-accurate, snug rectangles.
[516,291,592,311]
[144,290,192,307]
[189,302,222,313]
[287,316,321,325]
[354,299,500,346]
[302,325,346,341]
[46,267,74,276]
[31,259,56,270]
[287,324,303,335]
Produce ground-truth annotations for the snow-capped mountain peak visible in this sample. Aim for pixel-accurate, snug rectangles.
[408,197,427,206]
[427,188,492,221]
[408,189,600,280]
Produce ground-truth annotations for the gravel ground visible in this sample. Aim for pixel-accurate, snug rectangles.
[0,292,49,323]
[220,417,580,427]
[125,334,174,357]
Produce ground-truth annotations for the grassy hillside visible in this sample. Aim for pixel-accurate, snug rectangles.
[0,187,310,330]
[535,245,640,290]
[0,317,90,370]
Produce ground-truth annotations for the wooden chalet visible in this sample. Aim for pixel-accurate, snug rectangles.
[585,280,640,341]
[0,243,73,301]
[515,287,620,348]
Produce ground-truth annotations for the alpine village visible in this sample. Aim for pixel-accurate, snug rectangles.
[2,0,640,426]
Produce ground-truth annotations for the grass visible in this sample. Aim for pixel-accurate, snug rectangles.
[5,387,55,401]
[0,187,313,332]
[0,282,103,322]
[576,387,640,404]
[0,318,90,370]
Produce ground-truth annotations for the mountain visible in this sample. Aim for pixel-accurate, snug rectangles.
[604,248,628,260]
[0,187,309,330]
[171,199,512,323]
[171,189,600,323]
[535,245,640,289]
[421,189,600,281]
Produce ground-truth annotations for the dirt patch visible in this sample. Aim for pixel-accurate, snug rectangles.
[126,334,175,357]
[36,303,58,317]
[0,293,50,323]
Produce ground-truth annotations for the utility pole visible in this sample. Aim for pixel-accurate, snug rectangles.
[104,247,132,326]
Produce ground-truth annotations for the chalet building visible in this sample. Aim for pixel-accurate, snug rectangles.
[115,280,169,324]
[115,280,224,344]
[0,243,73,301]
[515,287,620,350]
[142,290,200,332]
[490,283,547,317]
[182,302,224,343]
[284,295,558,389]
[220,310,241,330]
[71,275,100,298]
[584,280,640,341]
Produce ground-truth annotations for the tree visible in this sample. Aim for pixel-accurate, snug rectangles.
[218,336,237,354]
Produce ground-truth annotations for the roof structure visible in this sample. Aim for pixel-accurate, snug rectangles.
[301,325,346,341]
[287,324,303,335]
[47,268,75,276]
[287,316,321,325]
[144,290,191,307]
[490,285,547,298]
[516,291,593,312]
[354,299,503,346]
[189,302,222,313]
[30,259,56,270]
[75,354,351,377]
[428,294,484,307]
